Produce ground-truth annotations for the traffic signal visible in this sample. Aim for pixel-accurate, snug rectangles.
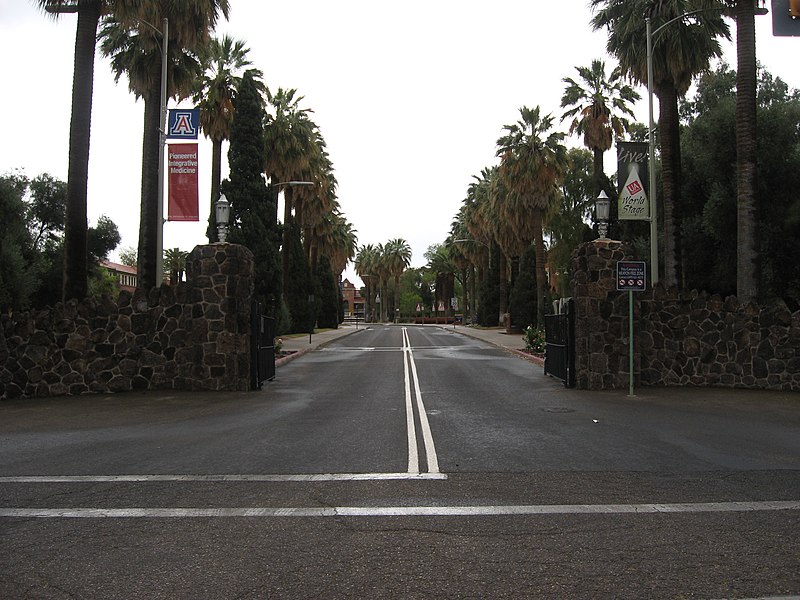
[791,0,800,18]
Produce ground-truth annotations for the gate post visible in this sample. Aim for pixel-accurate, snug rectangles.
[570,240,636,390]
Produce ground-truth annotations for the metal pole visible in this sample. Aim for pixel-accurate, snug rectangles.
[646,17,659,285]
[628,290,635,397]
[156,18,168,287]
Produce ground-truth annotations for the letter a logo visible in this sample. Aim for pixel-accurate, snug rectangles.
[167,108,199,139]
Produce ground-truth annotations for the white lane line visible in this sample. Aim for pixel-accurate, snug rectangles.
[0,473,449,483]
[403,328,420,474]
[402,327,440,475]
[406,330,440,474]
[2,501,798,519]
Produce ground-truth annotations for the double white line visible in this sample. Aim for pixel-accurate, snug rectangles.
[402,327,439,475]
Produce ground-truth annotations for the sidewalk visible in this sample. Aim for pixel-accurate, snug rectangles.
[276,322,542,367]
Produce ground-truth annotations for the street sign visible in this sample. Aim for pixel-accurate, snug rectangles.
[617,261,647,291]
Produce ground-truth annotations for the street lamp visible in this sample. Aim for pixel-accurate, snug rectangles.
[596,191,610,240]
[215,194,230,243]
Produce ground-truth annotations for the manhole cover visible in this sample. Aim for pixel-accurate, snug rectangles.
[542,407,575,413]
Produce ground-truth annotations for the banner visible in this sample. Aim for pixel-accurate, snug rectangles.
[616,141,649,221]
[167,143,199,221]
[167,108,200,139]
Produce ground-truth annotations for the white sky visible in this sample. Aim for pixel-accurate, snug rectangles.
[2,1,798,287]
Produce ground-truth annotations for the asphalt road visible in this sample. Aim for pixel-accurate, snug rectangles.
[1,324,799,599]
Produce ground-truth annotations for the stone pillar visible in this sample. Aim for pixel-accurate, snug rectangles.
[183,243,255,391]
[570,240,638,390]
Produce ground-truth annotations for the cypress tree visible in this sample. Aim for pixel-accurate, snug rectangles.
[221,70,281,313]
[315,255,339,329]
[284,217,314,332]
[508,244,538,329]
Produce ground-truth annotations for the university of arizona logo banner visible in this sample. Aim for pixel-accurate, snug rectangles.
[167,143,199,221]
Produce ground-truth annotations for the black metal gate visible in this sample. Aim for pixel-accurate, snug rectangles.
[544,298,575,388]
[251,302,276,390]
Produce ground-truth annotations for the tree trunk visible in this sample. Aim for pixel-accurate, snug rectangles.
[62,0,101,302]
[736,0,759,303]
[137,86,162,291]
[657,85,682,289]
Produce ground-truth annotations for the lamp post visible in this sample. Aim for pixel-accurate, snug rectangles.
[596,191,611,240]
[155,17,168,287]
[215,194,230,243]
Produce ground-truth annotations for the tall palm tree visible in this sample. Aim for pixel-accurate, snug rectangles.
[163,247,188,285]
[36,0,128,301]
[591,0,729,288]
[263,88,322,297]
[725,0,762,303]
[193,35,259,242]
[100,1,230,290]
[385,238,412,321]
[496,106,568,326]
[560,58,640,197]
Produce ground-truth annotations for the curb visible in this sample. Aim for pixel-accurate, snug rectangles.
[444,326,545,367]
[275,327,364,367]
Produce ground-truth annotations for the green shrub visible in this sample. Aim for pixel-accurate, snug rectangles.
[523,326,545,353]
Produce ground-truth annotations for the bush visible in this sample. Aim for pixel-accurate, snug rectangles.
[523,326,545,354]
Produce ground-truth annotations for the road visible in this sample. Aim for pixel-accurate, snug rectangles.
[1,324,799,599]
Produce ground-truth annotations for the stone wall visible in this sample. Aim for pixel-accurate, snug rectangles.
[0,244,254,401]
[570,240,800,392]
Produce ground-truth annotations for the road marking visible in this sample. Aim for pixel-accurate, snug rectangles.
[0,473,449,483]
[1,501,798,519]
[403,327,440,474]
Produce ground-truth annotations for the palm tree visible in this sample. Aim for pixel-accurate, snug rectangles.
[591,0,729,288]
[99,1,230,290]
[385,238,412,321]
[37,0,109,301]
[560,58,640,197]
[193,35,259,242]
[355,244,380,322]
[163,247,188,285]
[263,88,322,297]
[496,106,568,326]
[725,0,762,303]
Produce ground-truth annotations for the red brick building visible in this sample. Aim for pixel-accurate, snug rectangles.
[340,278,365,319]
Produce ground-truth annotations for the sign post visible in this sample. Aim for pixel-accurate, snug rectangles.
[617,261,647,396]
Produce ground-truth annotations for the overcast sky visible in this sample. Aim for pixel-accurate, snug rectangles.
[2,1,798,287]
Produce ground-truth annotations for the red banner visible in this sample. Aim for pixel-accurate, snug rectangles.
[167,143,199,221]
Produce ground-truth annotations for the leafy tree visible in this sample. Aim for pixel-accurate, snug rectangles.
[0,172,37,310]
[118,246,138,267]
[221,69,282,315]
[681,63,800,301]
[546,148,597,297]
